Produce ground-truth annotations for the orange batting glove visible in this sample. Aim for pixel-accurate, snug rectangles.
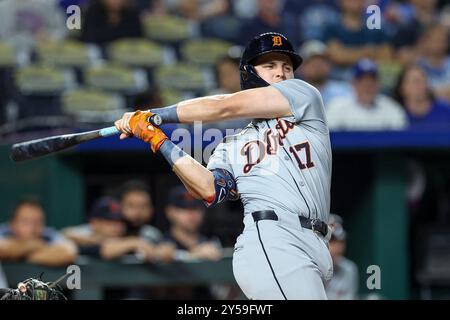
[129,111,168,152]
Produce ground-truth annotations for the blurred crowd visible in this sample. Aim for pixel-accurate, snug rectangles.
[0,182,230,299]
[0,0,449,133]
[0,182,361,299]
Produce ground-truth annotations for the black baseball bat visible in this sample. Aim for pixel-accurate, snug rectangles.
[10,115,162,162]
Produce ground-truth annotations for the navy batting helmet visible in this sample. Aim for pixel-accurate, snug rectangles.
[240,32,303,90]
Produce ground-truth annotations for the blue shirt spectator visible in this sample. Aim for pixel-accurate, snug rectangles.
[238,0,299,47]
[407,99,450,131]
[321,0,393,79]
[394,64,450,131]
[416,23,450,102]
[283,0,339,42]
[322,20,389,47]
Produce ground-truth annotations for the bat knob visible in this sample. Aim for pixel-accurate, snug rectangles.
[148,114,162,126]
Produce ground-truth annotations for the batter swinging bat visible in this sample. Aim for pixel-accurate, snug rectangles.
[10,114,162,162]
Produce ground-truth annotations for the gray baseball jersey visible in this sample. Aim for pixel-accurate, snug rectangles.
[207,79,332,222]
[207,79,333,299]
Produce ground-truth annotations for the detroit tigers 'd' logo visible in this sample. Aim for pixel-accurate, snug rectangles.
[272,35,283,47]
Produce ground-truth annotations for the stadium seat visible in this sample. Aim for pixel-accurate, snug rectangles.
[61,88,126,124]
[15,65,75,94]
[35,40,101,68]
[14,65,76,120]
[154,63,211,91]
[143,15,193,43]
[84,63,149,94]
[160,88,185,105]
[0,42,16,67]
[181,38,232,66]
[107,38,165,67]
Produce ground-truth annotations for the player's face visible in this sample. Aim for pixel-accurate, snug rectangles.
[121,191,153,227]
[11,204,44,240]
[253,52,295,85]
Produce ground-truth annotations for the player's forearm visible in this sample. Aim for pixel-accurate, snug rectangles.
[151,95,230,124]
[154,89,290,124]
[160,140,215,201]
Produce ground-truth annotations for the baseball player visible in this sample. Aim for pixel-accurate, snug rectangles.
[115,32,333,299]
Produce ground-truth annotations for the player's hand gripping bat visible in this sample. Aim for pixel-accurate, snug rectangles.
[10,114,162,162]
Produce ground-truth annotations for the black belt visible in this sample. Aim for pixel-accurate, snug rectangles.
[251,210,329,238]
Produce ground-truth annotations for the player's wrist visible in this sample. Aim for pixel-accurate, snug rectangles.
[159,140,187,166]
[150,104,179,124]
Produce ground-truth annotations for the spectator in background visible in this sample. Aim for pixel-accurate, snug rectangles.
[393,64,450,131]
[161,185,222,299]
[416,23,450,102]
[0,199,77,267]
[0,0,66,51]
[169,0,241,43]
[239,0,299,47]
[393,0,439,64]
[297,40,353,107]
[133,89,164,111]
[212,55,242,95]
[325,214,359,300]
[326,59,407,131]
[81,0,143,46]
[119,180,174,262]
[164,186,222,262]
[282,0,340,42]
[63,196,156,261]
[58,0,89,11]
[322,0,393,77]
[175,0,229,21]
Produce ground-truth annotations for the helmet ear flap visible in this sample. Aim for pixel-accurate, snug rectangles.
[241,65,249,81]
[240,64,269,90]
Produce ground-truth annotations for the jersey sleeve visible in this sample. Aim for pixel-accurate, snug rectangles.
[206,140,235,176]
[271,79,327,126]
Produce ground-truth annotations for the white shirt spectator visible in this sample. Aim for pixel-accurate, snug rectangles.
[326,94,408,131]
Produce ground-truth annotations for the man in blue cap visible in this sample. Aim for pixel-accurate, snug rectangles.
[326,58,408,131]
